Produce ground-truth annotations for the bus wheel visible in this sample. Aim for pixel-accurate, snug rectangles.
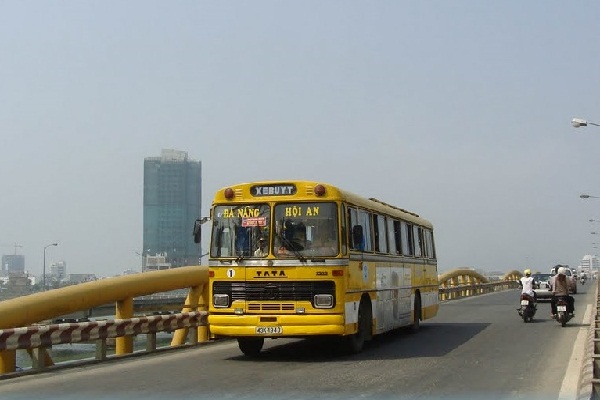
[410,295,421,333]
[341,298,372,354]
[237,337,264,357]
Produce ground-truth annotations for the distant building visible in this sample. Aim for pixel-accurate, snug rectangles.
[50,260,67,281]
[143,149,202,270]
[579,255,599,276]
[66,273,96,284]
[2,254,25,276]
[143,252,172,272]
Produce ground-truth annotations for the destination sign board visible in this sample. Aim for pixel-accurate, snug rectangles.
[251,184,296,197]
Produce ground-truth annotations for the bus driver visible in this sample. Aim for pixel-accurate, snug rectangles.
[254,238,267,257]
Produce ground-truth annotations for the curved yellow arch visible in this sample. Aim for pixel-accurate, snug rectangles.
[438,268,489,284]
[502,270,522,281]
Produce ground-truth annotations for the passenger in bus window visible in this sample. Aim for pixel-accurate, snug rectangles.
[276,246,290,256]
[352,225,365,251]
[254,238,267,257]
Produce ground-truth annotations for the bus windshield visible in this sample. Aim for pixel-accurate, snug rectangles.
[210,204,270,258]
[273,202,338,257]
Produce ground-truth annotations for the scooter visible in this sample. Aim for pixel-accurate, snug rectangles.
[555,296,573,327]
[517,293,536,323]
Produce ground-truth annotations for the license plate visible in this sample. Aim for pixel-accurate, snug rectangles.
[255,326,282,335]
[521,300,529,305]
[557,305,567,312]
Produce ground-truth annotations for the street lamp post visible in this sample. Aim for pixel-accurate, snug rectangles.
[43,242,58,290]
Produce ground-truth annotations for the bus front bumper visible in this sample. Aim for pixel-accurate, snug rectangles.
[208,314,346,337]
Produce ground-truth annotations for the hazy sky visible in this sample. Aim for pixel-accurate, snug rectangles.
[1,1,599,277]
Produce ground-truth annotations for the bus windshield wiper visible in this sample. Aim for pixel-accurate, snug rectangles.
[235,250,246,263]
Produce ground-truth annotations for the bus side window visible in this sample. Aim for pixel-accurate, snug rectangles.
[372,214,380,252]
[424,229,436,259]
[352,225,365,251]
[341,204,348,255]
[401,221,414,256]
[348,207,359,251]
[386,216,397,255]
[357,209,372,252]
[393,220,402,255]
[413,225,423,258]
[372,214,388,253]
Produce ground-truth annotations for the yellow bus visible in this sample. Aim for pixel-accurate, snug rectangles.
[193,180,438,356]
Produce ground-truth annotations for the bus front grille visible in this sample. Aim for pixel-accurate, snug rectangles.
[213,281,335,303]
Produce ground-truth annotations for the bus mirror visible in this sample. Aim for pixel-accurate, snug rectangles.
[193,219,202,244]
[193,216,210,244]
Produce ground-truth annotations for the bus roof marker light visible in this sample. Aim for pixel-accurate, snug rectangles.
[314,184,326,196]
[224,187,235,200]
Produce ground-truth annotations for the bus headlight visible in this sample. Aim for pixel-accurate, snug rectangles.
[213,294,230,308]
[314,294,334,308]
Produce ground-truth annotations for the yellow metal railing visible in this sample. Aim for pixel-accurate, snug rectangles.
[0,265,520,375]
[0,265,208,374]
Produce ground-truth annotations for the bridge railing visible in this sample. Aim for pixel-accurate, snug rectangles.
[0,266,208,375]
[579,278,600,399]
[0,311,207,371]
[438,268,521,301]
[0,266,520,376]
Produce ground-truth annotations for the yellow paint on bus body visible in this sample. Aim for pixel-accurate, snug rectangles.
[206,180,439,344]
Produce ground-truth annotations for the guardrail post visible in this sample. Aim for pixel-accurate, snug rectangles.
[172,285,203,346]
[116,297,134,355]
[0,350,16,374]
[198,285,209,342]
[27,347,53,369]
[146,333,157,352]
[31,347,47,370]
[96,338,107,360]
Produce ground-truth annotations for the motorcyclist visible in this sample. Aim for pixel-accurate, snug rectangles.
[519,269,537,304]
[550,266,574,318]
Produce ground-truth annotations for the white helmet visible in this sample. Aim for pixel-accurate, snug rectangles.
[558,267,567,275]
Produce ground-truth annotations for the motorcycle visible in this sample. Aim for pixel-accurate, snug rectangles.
[517,293,536,322]
[580,276,586,285]
[555,296,573,327]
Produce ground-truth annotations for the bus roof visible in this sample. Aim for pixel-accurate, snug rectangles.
[212,180,433,229]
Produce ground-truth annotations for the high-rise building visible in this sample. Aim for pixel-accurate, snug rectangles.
[50,260,67,281]
[143,149,202,270]
[2,254,25,276]
[579,254,599,276]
